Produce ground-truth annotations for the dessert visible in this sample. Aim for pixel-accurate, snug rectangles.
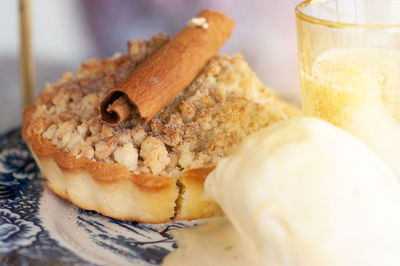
[22,11,300,223]
[164,117,400,266]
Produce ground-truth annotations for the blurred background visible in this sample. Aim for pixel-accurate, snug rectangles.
[0,0,300,132]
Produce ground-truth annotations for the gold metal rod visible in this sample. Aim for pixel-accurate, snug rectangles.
[19,0,35,108]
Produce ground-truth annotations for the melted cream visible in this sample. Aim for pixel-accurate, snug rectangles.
[162,218,258,266]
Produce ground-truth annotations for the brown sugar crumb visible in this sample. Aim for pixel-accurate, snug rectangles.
[26,33,300,180]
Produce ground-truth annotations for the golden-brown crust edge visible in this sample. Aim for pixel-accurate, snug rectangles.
[32,154,177,223]
[43,175,172,224]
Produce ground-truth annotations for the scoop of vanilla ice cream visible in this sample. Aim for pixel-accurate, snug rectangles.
[205,117,400,266]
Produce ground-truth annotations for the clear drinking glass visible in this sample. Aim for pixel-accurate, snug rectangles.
[296,0,400,176]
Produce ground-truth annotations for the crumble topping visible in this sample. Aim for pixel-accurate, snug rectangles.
[27,33,298,179]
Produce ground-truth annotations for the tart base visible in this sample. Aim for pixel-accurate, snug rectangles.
[30,150,179,223]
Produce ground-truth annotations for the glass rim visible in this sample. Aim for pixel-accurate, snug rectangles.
[295,0,400,29]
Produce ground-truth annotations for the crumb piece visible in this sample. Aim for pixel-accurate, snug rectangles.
[55,121,75,145]
[67,134,83,151]
[77,124,88,137]
[57,72,75,83]
[187,17,209,29]
[132,128,146,146]
[72,142,94,159]
[114,143,138,171]
[101,126,113,138]
[178,149,194,169]
[59,111,74,121]
[89,122,101,135]
[116,131,132,145]
[140,137,170,175]
[43,124,57,139]
[179,101,196,122]
[94,137,115,160]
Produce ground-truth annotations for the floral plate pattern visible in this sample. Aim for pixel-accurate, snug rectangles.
[0,129,194,265]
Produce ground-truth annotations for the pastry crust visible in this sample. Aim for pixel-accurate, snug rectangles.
[22,34,300,223]
[23,108,178,223]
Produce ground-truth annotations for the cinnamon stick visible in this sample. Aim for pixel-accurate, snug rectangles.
[100,9,235,126]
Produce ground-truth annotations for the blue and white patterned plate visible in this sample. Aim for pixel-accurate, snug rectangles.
[0,129,195,265]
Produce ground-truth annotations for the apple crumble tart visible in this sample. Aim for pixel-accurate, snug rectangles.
[22,33,300,223]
